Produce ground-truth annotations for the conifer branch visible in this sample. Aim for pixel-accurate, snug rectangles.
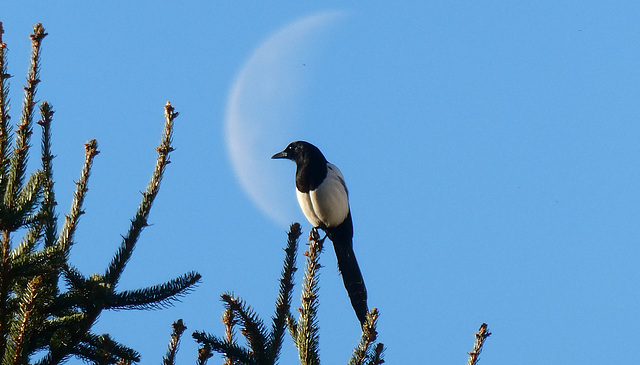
[42,316,140,365]
[73,333,140,364]
[60,264,85,291]
[105,271,201,310]
[286,311,298,344]
[40,311,87,337]
[294,235,323,365]
[370,343,385,365]
[267,222,300,362]
[162,319,186,365]
[221,308,238,365]
[0,22,12,190]
[223,308,237,347]
[467,323,491,365]
[5,275,41,365]
[220,292,268,362]
[58,139,99,254]
[20,24,46,140]
[10,244,63,277]
[192,331,255,365]
[12,169,45,229]
[105,102,177,285]
[349,309,383,365]
[10,223,43,259]
[6,23,47,213]
[196,343,213,365]
[0,228,12,356]
[37,101,57,248]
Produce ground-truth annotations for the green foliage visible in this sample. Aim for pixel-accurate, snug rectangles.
[191,225,386,365]
[0,22,201,364]
[192,223,303,365]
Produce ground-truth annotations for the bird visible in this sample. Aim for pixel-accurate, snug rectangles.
[272,141,368,326]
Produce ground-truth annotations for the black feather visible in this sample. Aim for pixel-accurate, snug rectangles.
[326,212,368,326]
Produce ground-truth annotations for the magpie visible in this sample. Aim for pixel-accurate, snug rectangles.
[272,141,368,326]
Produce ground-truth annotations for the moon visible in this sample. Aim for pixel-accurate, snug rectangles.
[225,11,345,227]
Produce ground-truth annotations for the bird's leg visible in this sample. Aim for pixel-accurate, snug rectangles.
[308,227,326,254]
[309,227,320,241]
[309,227,327,243]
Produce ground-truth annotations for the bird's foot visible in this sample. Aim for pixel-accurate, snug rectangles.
[309,227,327,243]
[308,227,326,253]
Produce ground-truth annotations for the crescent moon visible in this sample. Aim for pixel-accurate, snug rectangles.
[225,11,345,227]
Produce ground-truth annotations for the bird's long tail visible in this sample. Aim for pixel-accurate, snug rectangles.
[326,214,369,326]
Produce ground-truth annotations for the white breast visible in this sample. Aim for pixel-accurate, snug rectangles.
[296,163,350,228]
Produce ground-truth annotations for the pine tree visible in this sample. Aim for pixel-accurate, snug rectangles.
[0,22,201,364]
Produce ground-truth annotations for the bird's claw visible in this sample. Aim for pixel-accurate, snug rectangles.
[309,227,326,243]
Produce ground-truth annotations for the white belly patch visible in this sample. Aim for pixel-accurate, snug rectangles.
[296,163,350,228]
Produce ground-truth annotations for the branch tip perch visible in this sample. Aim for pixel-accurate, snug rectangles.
[467,323,491,365]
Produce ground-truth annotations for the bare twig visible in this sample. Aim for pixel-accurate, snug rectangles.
[57,139,99,253]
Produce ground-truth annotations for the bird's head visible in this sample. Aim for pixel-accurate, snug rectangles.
[271,141,326,166]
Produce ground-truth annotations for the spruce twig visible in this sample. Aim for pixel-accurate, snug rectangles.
[350,309,386,365]
[196,343,212,365]
[349,309,382,365]
[267,222,300,362]
[6,275,42,365]
[58,139,98,255]
[73,333,140,364]
[222,308,238,365]
[294,234,323,365]
[370,343,385,365]
[44,103,194,365]
[192,331,255,365]
[6,23,47,215]
[0,22,12,186]
[467,323,491,365]
[162,319,187,365]
[105,271,201,310]
[286,311,298,344]
[105,102,177,285]
[220,292,268,362]
[37,101,57,248]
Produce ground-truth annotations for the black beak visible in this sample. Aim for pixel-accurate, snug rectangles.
[271,150,288,159]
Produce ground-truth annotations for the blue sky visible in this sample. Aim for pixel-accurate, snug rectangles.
[4,1,640,364]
